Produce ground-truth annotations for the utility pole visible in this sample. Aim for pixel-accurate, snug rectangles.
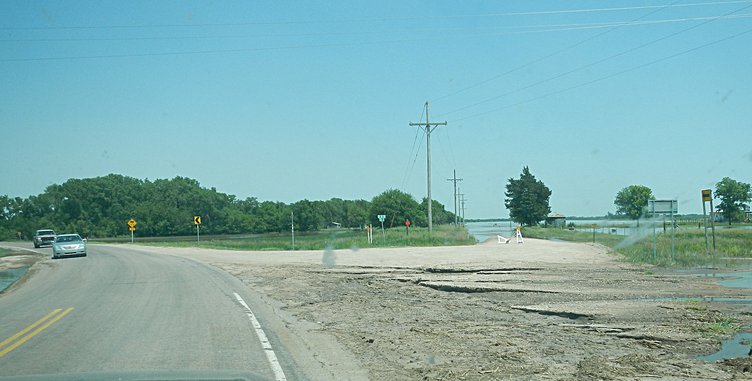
[446,170,463,227]
[458,193,466,226]
[409,101,447,233]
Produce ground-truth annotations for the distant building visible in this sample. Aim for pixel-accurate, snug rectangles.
[545,213,566,228]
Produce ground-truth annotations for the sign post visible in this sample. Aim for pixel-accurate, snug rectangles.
[702,189,711,255]
[709,196,717,252]
[127,219,137,243]
[647,200,678,262]
[193,216,202,243]
[377,214,386,241]
[405,219,411,236]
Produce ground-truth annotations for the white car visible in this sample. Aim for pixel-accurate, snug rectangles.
[52,234,87,259]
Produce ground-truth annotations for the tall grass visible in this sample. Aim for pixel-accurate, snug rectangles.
[524,226,752,267]
[134,225,475,251]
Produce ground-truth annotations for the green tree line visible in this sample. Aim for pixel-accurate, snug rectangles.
[0,174,456,240]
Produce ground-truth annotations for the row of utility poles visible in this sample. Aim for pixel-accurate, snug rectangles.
[447,169,466,226]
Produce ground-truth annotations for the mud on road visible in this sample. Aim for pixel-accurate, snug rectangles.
[138,239,752,380]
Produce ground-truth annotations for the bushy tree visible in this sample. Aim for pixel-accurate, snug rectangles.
[504,167,551,226]
[614,185,654,222]
[715,177,751,224]
[370,189,424,227]
[420,198,456,226]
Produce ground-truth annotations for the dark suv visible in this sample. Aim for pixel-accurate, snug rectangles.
[33,229,57,248]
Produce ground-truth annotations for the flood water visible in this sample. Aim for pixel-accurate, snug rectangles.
[465,219,682,241]
[712,271,752,289]
[698,333,752,362]
[0,266,28,292]
[465,221,517,242]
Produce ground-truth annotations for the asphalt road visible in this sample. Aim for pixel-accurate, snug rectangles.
[0,243,297,380]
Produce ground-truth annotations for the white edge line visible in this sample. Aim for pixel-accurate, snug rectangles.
[233,292,288,381]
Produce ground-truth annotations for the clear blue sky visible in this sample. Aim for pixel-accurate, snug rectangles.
[2,1,750,218]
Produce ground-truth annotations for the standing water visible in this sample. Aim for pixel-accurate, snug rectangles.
[698,270,752,361]
[0,266,29,293]
[465,221,516,242]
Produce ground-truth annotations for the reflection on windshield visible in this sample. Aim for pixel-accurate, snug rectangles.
[55,235,81,243]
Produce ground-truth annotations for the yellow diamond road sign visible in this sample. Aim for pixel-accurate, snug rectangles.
[194,216,202,225]
[127,219,137,228]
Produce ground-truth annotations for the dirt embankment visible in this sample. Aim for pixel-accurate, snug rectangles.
[0,249,45,272]
[134,239,752,380]
[0,246,47,294]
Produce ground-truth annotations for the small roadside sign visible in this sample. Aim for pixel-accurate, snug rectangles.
[127,219,137,243]
[377,215,386,241]
[194,216,202,243]
[405,219,411,227]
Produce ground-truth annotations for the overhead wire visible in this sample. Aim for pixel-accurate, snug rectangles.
[0,38,414,62]
[3,14,752,43]
[1,0,748,30]
[451,25,752,123]
[2,12,749,62]
[400,106,425,189]
[438,2,752,118]
[433,0,683,103]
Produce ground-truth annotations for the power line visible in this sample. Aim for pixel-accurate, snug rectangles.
[0,37,419,63]
[452,25,752,122]
[400,107,425,190]
[460,0,752,18]
[433,0,682,103]
[439,2,752,118]
[5,14,751,44]
[2,12,749,63]
[3,0,748,30]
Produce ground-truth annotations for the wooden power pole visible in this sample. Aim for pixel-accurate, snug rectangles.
[409,101,447,233]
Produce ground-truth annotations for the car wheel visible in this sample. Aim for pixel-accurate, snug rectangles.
[34,243,39,248]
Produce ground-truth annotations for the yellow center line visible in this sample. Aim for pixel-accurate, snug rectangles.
[0,309,62,350]
[0,307,74,357]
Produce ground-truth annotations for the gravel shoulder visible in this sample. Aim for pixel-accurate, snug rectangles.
[123,239,752,380]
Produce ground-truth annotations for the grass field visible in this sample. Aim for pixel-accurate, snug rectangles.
[524,226,752,267]
[123,225,475,251]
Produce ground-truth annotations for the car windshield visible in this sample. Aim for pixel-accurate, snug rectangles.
[1,2,751,381]
[55,235,81,243]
